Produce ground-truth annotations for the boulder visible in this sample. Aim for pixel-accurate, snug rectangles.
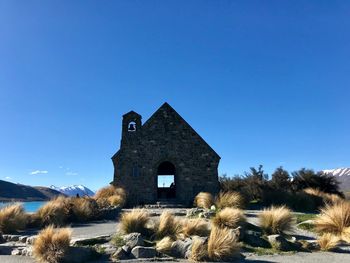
[63,246,97,263]
[131,246,156,259]
[123,233,144,249]
[171,238,193,258]
[243,231,270,248]
[71,235,111,246]
[0,233,5,244]
[26,235,37,245]
[97,243,117,256]
[186,208,204,218]
[112,247,129,260]
[122,245,131,254]
[18,236,28,243]
[98,207,121,220]
[267,235,294,251]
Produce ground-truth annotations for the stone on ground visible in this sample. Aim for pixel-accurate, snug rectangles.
[131,246,156,259]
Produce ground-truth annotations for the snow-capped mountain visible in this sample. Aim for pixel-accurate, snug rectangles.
[50,185,95,197]
[322,168,350,191]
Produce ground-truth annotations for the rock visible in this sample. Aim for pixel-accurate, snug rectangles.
[63,246,97,263]
[112,247,129,260]
[244,231,270,248]
[4,235,20,242]
[97,243,117,255]
[18,236,28,243]
[171,238,193,258]
[123,233,144,249]
[0,245,15,255]
[131,246,156,259]
[268,235,293,251]
[98,207,121,220]
[232,226,244,241]
[21,247,33,257]
[200,210,216,219]
[71,235,111,246]
[11,248,23,256]
[186,208,204,218]
[0,233,4,244]
[26,236,37,245]
[122,245,131,254]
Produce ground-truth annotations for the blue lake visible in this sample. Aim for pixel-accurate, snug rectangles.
[0,201,46,213]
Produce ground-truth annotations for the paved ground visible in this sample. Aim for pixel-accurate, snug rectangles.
[1,209,349,262]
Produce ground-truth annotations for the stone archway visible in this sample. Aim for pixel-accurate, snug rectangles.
[157,161,176,200]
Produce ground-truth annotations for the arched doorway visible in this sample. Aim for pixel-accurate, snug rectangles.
[157,161,176,200]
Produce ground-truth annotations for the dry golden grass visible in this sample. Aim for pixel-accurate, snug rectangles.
[71,197,98,222]
[194,192,214,209]
[317,233,339,251]
[119,209,150,235]
[315,201,350,239]
[189,236,208,262]
[212,207,246,229]
[0,203,27,234]
[156,236,174,255]
[259,205,294,235]
[94,185,127,207]
[181,218,210,237]
[304,188,343,205]
[36,196,71,226]
[215,191,244,209]
[207,226,241,261]
[155,211,181,239]
[33,226,72,263]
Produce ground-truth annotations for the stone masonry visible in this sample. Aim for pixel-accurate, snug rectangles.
[112,102,220,206]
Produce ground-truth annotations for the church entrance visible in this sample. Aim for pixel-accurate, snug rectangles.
[157,161,176,200]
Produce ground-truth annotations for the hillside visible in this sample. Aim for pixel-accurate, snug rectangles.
[50,185,95,197]
[322,168,350,191]
[0,180,63,201]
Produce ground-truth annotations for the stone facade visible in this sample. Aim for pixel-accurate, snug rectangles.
[112,102,220,206]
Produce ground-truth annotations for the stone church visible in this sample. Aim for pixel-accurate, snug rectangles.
[112,102,220,206]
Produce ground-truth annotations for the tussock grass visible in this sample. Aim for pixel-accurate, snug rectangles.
[212,207,246,229]
[33,226,72,263]
[156,236,174,255]
[0,203,27,234]
[215,191,244,209]
[119,209,150,235]
[207,226,241,261]
[36,196,71,226]
[181,218,210,237]
[194,192,214,209]
[304,188,343,205]
[315,201,350,240]
[189,237,208,262]
[317,233,339,251]
[259,205,294,235]
[94,185,127,207]
[71,197,98,222]
[155,211,180,239]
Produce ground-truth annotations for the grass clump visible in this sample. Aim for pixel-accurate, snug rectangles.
[94,185,127,207]
[155,211,180,239]
[189,236,208,262]
[194,192,214,209]
[215,191,244,209]
[212,207,246,229]
[0,203,27,234]
[111,234,126,247]
[259,205,294,235]
[36,196,71,226]
[315,201,350,241]
[71,197,98,222]
[119,209,150,235]
[207,226,241,261]
[304,188,343,205]
[33,226,72,263]
[181,218,210,237]
[317,233,339,251]
[156,236,174,255]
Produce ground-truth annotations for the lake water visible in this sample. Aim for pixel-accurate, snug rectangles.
[0,201,46,213]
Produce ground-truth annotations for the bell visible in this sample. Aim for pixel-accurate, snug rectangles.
[128,123,136,131]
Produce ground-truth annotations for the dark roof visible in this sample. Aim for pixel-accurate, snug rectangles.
[123,110,141,117]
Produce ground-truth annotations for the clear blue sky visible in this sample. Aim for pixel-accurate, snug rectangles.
[0,1,349,191]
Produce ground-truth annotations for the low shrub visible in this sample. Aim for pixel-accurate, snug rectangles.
[181,218,210,237]
[33,226,72,263]
[259,205,294,235]
[194,192,214,209]
[94,185,127,207]
[304,188,343,205]
[155,211,180,239]
[315,201,350,239]
[0,203,27,234]
[215,191,244,209]
[207,226,241,261]
[71,197,99,222]
[317,233,339,251]
[212,207,246,229]
[119,209,150,235]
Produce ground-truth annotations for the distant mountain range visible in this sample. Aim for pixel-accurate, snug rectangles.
[50,185,95,197]
[0,180,62,201]
[322,168,350,192]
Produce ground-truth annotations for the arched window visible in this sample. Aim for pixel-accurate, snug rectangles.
[128,121,136,132]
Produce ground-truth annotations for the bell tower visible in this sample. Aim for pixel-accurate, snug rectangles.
[121,111,142,146]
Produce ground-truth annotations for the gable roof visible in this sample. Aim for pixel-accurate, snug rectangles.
[142,102,220,159]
